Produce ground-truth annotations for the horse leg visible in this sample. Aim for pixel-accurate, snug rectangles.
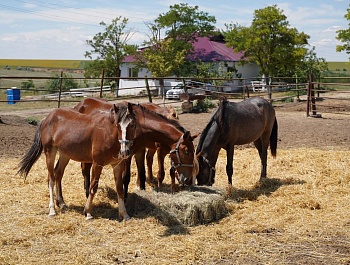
[254,138,268,180]
[54,156,70,210]
[225,145,234,185]
[122,156,132,199]
[44,147,57,217]
[156,146,167,189]
[170,167,176,194]
[81,162,92,198]
[114,160,130,221]
[84,162,103,220]
[146,148,157,184]
[134,149,146,190]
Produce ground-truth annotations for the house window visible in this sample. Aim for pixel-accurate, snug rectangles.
[128,67,138,79]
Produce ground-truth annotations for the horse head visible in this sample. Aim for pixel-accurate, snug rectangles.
[196,152,216,186]
[169,131,199,186]
[113,103,137,159]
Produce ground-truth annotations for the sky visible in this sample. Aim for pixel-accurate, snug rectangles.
[0,0,349,62]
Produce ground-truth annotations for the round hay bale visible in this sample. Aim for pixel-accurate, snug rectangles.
[125,186,227,226]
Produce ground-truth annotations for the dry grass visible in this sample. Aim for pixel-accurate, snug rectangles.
[1,146,350,264]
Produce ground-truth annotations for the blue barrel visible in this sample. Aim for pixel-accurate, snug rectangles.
[7,88,20,104]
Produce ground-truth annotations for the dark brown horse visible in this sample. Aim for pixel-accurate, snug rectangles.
[196,97,278,185]
[73,98,195,197]
[17,103,137,221]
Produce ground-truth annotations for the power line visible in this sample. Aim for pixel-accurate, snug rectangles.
[12,0,115,22]
[0,3,103,28]
[11,0,153,26]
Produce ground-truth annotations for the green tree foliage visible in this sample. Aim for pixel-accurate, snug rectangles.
[20,80,34,89]
[137,3,216,77]
[296,46,328,82]
[45,73,78,93]
[155,3,216,43]
[133,3,216,97]
[139,38,186,78]
[84,16,137,87]
[336,5,350,59]
[224,5,309,77]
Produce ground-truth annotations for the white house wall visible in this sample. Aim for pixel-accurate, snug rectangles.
[119,62,260,93]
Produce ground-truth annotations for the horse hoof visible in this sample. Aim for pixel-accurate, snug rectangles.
[60,204,68,211]
[48,211,56,217]
[123,214,131,221]
[85,213,93,221]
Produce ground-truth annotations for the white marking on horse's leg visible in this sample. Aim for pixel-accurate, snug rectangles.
[48,178,56,217]
[85,213,93,221]
[117,197,130,221]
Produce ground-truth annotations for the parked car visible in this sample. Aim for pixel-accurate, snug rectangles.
[166,81,215,100]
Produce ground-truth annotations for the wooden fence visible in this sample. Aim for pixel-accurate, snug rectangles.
[306,75,350,117]
[1,72,349,115]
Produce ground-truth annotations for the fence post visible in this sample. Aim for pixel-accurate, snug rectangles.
[145,77,152,103]
[58,71,63,108]
[99,69,105,98]
[267,76,272,101]
[307,73,311,116]
[307,73,317,116]
[295,74,300,101]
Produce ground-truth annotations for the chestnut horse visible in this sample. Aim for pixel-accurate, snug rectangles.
[17,103,137,221]
[74,98,196,197]
[196,97,278,186]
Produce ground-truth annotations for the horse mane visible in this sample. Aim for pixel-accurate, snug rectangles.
[218,97,228,129]
[134,103,187,133]
[115,104,130,120]
[196,98,227,153]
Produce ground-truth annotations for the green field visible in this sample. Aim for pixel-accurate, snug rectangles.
[0,59,87,69]
[0,68,86,91]
[327,61,350,71]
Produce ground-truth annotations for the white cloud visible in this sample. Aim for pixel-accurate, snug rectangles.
[323,26,342,32]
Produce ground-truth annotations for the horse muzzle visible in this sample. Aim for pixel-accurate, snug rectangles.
[176,173,191,186]
[119,140,133,159]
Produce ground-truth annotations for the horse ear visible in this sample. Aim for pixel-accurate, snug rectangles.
[183,131,191,141]
[113,104,119,113]
[127,102,133,115]
[191,132,200,141]
[110,104,118,123]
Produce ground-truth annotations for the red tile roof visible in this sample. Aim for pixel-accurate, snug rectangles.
[123,36,244,63]
[189,36,244,62]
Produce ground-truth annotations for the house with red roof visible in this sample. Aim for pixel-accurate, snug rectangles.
[118,35,260,96]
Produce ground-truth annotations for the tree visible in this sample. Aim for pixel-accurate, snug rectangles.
[224,5,309,77]
[45,73,78,93]
[134,3,217,97]
[296,46,328,82]
[155,3,216,43]
[20,80,34,89]
[336,5,350,59]
[84,16,137,88]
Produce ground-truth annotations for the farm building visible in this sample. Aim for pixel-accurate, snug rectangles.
[118,35,260,96]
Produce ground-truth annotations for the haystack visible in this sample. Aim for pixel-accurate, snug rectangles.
[125,186,227,226]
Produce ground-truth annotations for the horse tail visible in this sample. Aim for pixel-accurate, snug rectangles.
[270,117,278,157]
[17,121,43,179]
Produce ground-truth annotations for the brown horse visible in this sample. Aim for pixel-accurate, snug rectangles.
[137,102,179,184]
[17,103,137,221]
[196,97,278,186]
[74,98,191,197]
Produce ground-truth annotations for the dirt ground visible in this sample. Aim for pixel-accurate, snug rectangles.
[1,96,350,265]
[1,97,350,159]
